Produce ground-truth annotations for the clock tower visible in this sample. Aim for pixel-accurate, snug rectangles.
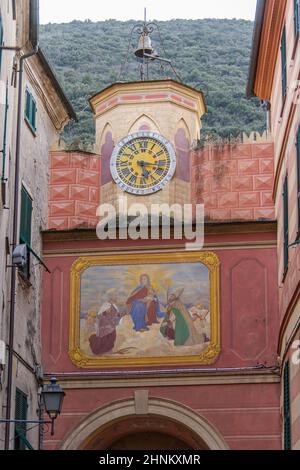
[43,10,281,452]
[89,79,206,209]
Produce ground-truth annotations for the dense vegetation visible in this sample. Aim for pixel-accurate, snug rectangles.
[40,18,265,146]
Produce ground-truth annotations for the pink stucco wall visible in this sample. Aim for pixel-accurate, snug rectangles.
[41,230,281,450]
[44,383,281,451]
[49,151,101,230]
[48,141,275,232]
[192,142,275,221]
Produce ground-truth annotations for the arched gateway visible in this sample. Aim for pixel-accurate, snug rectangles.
[61,397,229,450]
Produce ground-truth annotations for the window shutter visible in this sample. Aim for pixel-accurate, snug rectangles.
[281,26,287,99]
[20,186,32,245]
[14,389,28,450]
[25,89,37,132]
[0,16,3,71]
[283,362,291,450]
[25,90,31,122]
[283,176,289,273]
[31,100,37,131]
[295,0,300,36]
[297,126,300,230]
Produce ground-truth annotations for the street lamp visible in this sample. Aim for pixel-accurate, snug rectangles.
[41,377,65,435]
[0,377,65,448]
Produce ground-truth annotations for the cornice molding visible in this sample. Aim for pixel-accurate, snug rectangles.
[44,371,280,389]
[42,221,277,243]
[89,80,207,118]
[24,58,70,131]
[254,0,287,100]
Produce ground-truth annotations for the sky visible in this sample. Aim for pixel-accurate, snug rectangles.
[40,0,257,24]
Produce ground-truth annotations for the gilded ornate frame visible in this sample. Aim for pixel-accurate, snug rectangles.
[69,251,220,368]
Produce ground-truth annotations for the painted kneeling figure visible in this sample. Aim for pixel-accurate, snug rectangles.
[89,300,121,355]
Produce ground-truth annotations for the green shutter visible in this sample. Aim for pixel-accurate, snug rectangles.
[281,26,287,99]
[14,389,28,450]
[297,126,300,230]
[295,0,300,36]
[31,100,37,131]
[283,362,291,450]
[20,186,32,245]
[283,176,289,273]
[0,16,3,71]
[25,89,37,133]
[1,81,9,180]
[25,90,31,122]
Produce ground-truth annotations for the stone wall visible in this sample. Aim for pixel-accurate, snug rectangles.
[0,0,17,448]
[0,1,73,449]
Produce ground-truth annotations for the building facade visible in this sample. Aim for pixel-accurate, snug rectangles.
[0,0,75,449]
[41,80,281,450]
[247,0,300,450]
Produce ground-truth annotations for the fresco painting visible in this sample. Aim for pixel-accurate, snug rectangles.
[78,261,212,358]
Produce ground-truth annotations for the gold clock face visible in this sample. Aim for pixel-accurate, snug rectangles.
[110,132,177,195]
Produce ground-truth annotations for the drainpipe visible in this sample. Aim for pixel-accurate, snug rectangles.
[4,45,39,450]
[1,80,9,181]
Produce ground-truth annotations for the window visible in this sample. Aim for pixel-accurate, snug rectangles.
[25,88,37,133]
[281,26,287,100]
[283,175,289,275]
[14,389,28,450]
[19,186,32,279]
[0,15,4,72]
[283,361,291,450]
[295,0,300,37]
[12,0,17,20]
[297,126,300,232]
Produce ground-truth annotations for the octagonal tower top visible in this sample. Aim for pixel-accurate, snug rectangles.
[89,79,207,152]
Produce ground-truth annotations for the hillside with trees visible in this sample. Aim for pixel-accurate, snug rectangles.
[40,18,265,146]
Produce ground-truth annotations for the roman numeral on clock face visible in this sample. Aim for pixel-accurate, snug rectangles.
[128,143,136,152]
[140,140,148,152]
[129,174,137,184]
[156,150,164,157]
[121,167,130,176]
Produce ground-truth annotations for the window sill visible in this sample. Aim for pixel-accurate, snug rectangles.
[24,117,37,137]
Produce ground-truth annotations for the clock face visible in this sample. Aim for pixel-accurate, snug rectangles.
[110,131,176,195]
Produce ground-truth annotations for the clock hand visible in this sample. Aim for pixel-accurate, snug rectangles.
[142,167,149,178]
[137,161,157,167]
[136,161,149,177]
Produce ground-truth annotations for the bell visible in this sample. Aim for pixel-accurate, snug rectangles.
[135,33,154,59]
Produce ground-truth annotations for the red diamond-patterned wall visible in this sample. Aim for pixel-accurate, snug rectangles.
[48,142,275,230]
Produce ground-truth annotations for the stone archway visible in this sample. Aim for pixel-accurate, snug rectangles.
[61,397,229,450]
[108,430,193,451]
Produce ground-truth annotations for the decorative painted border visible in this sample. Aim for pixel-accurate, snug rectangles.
[94,92,197,115]
[69,251,220,368]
